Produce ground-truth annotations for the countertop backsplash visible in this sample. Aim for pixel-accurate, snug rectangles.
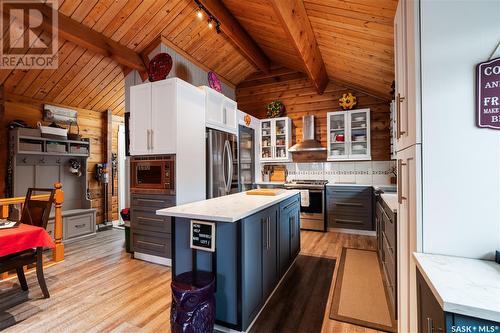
[280,161,396,185]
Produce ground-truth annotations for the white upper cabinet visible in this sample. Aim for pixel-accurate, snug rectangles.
[151,79,177,154]
[129,78,183,155]
[260,117,292,162]
[130,83,152,156]
[394,0,421,152]
[327,109,371,161]
[201,86,238,134]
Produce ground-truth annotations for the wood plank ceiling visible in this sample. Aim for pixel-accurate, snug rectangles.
[223,0,397,100]
[0,0,257,116]
[0,0,397,116]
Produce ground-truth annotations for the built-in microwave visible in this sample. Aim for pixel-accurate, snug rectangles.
[130,155,175,195]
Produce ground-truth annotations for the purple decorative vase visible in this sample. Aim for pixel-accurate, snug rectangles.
[170,271,215,333]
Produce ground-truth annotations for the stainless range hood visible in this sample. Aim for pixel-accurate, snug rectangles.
[288,115,326,152]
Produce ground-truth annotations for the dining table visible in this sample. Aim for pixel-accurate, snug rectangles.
[0,223,55,257]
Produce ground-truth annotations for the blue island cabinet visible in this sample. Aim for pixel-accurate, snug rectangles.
[172,193,300,332]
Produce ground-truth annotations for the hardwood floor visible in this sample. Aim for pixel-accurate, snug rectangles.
[0,229,383,333]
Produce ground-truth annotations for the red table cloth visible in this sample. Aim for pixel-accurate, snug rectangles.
[0,224,55,257]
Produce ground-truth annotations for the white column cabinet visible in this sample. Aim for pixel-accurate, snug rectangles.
[201,86,238,134]
[260,117,292,162]
[327,109,371,161]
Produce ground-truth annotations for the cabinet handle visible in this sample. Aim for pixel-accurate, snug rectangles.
[426,317,444,333]
[397,160,407,204]
[151,129,154,150]
[335,218,363,225]
[396,93,406,139]
[336,202,363,207]
[137,198,164,203]
[267,217,271,250]
[223,107,227,125]
[74,223,86,229]
[147,130,151,150]
[138,216,163,222]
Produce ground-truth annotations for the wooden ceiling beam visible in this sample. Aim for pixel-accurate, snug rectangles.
[197,0,270,74]
[270,0,329,94]
[2,3,147,76]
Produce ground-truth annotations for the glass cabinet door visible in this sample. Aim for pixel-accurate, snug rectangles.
[261,120,272,160]
[349,110,369,158]
[328,112,349,159]
[274,118,288,160]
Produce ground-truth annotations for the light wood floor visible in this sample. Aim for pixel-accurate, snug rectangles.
[0,229,384,333]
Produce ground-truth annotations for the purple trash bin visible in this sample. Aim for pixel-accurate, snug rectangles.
[170,271,215,333]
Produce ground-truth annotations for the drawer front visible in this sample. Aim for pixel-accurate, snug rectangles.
[131,209,171,233]
[330,203,371,217]
[131,194,175,209]
[132,232,171,258]
[328,213,372,230]
[327,185,372,197]
[382,209,396,251]
[65,213,94,239]
[383,234,396,288]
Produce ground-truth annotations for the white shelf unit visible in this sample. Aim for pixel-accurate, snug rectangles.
[327,108,371,161]
[260,117,292,162]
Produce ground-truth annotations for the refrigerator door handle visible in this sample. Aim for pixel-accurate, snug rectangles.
[222,140,228,194]
[226,140,233,194]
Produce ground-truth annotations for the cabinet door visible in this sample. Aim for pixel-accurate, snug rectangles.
[223,98,237,133]
[274,118,289,160]
[205,88,225,128]
[241,212,263,328]
[395,1,419,151]
[130,83,151,155]
[327,111,349,160]
[348,109,371,160]
[397,144,421,333]
[260,120,273,161]
[262,206,278,300]
[279,204,291,277]
[289,203,300,259]
[416,270,445,333]
[151,79,176,154]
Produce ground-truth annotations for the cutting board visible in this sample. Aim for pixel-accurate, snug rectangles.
[246,189,285,196]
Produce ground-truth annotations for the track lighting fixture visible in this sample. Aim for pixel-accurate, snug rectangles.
[194,0,221,34]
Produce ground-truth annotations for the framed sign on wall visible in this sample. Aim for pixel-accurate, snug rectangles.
[190,220,215,252]
[477,57,500,129]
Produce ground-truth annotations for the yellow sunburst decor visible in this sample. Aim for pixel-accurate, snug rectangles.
[339,92,357,110]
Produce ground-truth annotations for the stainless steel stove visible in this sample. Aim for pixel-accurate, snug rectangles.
[284,180,328,231]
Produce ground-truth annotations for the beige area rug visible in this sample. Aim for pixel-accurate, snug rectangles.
[330,248,397,332]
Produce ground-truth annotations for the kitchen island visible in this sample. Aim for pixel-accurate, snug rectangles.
[157,190,301,332]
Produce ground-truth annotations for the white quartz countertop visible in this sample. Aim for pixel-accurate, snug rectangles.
[380,193,398,212]
[414,253,500,322]
[156,190,300,223]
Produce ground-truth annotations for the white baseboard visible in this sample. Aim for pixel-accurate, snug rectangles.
[328,227,376,237]
[133,252,172,266]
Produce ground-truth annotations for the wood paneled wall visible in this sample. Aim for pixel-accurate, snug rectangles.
[236,68,391,161]
[0,92,122,223]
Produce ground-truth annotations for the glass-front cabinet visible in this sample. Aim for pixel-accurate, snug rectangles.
[327,109,371,161]
[260,117,292,162]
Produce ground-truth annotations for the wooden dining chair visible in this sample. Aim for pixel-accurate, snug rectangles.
[0,188,55,298]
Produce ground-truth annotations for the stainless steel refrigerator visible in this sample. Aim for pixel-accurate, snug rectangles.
[238,125,255,191]
[206,128,239,198]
